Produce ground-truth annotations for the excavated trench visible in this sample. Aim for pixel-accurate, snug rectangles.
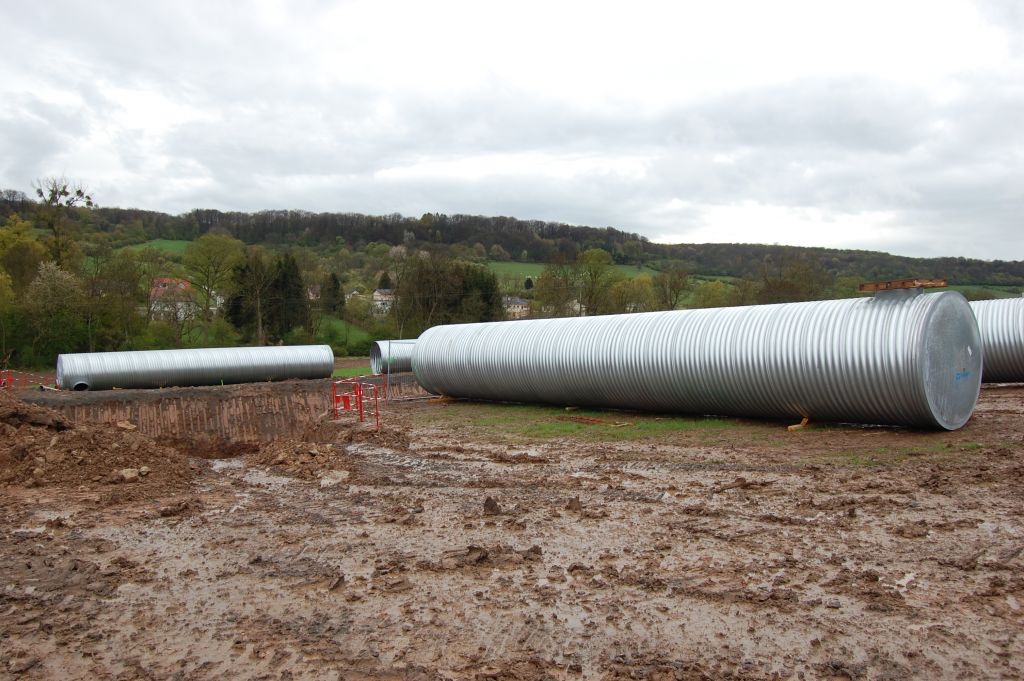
[23,374,428,444]
[23,380,336,444]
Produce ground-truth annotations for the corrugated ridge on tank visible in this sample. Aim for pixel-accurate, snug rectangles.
[969,297,1024,383]
[369,340,417,375]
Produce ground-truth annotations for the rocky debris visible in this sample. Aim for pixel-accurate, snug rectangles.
[341,422,411,451]
[711,476,774,494]
[426,544,542,571]
[157,499,194,518]
[0,394,70,431]
[519,545,543,561]
[0,392,191,498]
[250,436,354,480]
[483,496,502,515]
[891,520,930,538]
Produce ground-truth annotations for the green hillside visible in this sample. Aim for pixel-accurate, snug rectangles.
[120,239,192,254]
[488,261,659,280]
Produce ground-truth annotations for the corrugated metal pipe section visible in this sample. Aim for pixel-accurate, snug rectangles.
[412,290,982,430]
[970,298,1024,383]
[56,345,335,391]
[369,340,417,375]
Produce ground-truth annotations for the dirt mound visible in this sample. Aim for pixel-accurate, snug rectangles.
[341,422,411,451]
[248,437,354,480]
[297,415,359,442]
[244,415,349,478]
[0,392,71,430]
[0,391,193,497]
[247,417,410,480]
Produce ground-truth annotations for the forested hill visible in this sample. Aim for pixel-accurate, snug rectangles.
[3,197,1023,286]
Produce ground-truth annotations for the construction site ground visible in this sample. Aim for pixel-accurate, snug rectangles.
[1,379,1023,680]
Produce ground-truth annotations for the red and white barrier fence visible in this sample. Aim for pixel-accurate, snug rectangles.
[332,379,381,430]
[0,370,55,391]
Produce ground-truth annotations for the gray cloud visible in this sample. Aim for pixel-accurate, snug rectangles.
[1,1,1022,260]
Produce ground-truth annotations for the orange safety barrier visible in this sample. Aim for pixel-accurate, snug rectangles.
[332,380,380,430]
[0,369,51,391]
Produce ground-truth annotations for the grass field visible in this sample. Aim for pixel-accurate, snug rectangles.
[945,284,1023,299]
[331,365,371,378]
[419,401,741,443]
[120,239,192,255]
[318,316,372,344]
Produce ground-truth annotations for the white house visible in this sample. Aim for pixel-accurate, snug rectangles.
[372,288,395,314]
[503,296,531,320]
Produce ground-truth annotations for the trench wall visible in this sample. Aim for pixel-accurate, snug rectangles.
[23,380,334,443]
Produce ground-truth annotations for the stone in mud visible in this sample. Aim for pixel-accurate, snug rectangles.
[464,545,489,564]
[483,496,501,515]
[8,656,40,674]
[158,500,190,517]
[118,468,140,483]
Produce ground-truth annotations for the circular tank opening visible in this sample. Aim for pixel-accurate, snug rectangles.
[73,382,90,391]
[369,344,383,375]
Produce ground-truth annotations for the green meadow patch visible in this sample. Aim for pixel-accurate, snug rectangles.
[419,401,739,442]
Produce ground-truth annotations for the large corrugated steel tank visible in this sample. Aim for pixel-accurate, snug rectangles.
[369,340,417,375]
[56,345,335,391]
[412,290,982,430]
[970,298,1024,383]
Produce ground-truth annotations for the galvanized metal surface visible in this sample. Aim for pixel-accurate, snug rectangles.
[56,345,335,391]
[369,340,417,375]
[413,290,982,430]
[970,298,1024,383]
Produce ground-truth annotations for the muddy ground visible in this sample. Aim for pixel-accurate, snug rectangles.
[1,383,1023,680]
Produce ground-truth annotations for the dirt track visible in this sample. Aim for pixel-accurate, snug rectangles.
[2,383,1023,680]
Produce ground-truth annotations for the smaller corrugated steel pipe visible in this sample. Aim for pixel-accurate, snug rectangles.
[970,298,1024,383]
[56,345,335,391]
[369,340,417,375]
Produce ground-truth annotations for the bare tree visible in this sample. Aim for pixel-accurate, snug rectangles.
[32,176,94,268]
[0,188,31,205]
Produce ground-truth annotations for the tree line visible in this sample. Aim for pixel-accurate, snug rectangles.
[0,179,509,367]
[529,248,864,318]
[3,192,1021,287]
[1,178,1020,369]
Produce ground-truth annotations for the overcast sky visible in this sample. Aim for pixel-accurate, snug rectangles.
[1,1,1022,260]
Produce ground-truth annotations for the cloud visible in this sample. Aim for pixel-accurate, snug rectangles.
[0,0,1021,260]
